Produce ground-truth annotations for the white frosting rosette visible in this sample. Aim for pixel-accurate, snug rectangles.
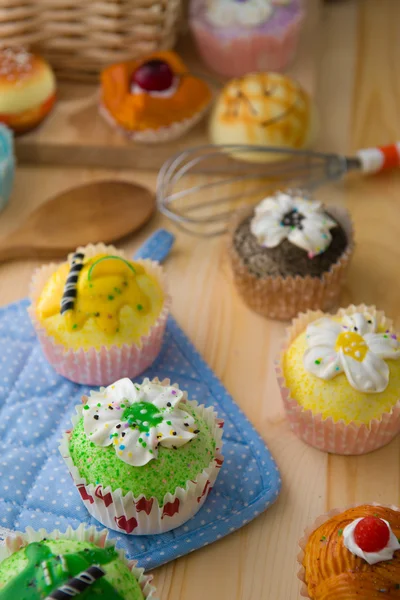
[250,192,338,258]
[304,312,400,393]
[83,378,197,467]
[207,0,275,27]
[343,517,400,565]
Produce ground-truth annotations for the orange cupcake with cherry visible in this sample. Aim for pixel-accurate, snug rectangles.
[100,50,212,142]
[0,47,56,134]
[299,504,400,599]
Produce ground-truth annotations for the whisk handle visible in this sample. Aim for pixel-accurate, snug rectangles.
[356,143,400,174]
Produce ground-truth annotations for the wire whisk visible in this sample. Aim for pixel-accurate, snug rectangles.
[156,143,400,236]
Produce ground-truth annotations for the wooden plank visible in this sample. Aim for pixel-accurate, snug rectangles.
[4,2,400,600]
[14,1,321,171]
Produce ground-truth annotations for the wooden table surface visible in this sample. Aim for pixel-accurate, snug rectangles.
[2,1,400,598]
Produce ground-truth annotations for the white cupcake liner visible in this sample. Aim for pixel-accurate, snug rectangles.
[59,379,224,534]
[276,304,400,455]
[99,101,210,143]
[297,503,400,598]
[0,523,157,599]
[28,243,171,386]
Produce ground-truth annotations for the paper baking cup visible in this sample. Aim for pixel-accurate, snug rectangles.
[0,523,157,599]
[28,243,171,386]
[228,205,354,321]
[99,101,211,143]
[276,304,400,455]
[59,381,224,535]
[297,503,400,598]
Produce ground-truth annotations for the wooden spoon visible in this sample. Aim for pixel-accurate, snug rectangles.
[0,180,156,263]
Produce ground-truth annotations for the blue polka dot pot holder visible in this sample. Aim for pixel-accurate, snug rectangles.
[0,230,281,569]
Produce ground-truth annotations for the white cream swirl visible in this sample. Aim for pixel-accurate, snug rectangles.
[250,192,337,258]
[303,312,400,393]
[343,518,400,565]
[83,378,197,467]
[206,0,274,28]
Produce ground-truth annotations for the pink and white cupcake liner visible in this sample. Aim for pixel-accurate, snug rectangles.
[297,503,400,598]
[0,523,157,599]
[28,243,170,386]
[59,381,224,535]
[99,99,211,144]
[275,304,400,455]
[189,0,305,78]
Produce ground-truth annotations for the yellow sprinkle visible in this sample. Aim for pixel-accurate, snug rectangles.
[128,452,133,457]
[119,451,123,456]
[104,424,109,428]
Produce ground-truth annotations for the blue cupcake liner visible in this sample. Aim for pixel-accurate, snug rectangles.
[0,124,15,213]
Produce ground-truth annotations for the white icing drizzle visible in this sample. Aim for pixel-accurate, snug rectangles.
[343,518,400,565]
[250,192,337,258]
[303,312,400,393]
[83,378,197,467]
[206,0,274,27]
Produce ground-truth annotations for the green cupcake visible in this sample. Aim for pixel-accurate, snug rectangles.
[0,525,155,599]
[60,378,224,535]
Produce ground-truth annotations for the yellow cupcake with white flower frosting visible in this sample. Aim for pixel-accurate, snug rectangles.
[283,308,400,425]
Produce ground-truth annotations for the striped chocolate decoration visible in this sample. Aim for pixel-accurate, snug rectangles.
[45,565,105,599]
[60,252,85,315]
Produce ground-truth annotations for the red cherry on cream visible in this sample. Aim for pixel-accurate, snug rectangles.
[354,516,390,552]
[132,59,174,92]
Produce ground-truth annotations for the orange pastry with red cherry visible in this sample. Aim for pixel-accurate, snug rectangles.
[0,47,56,134]
[100,50,212,142]
[300,505,400,599]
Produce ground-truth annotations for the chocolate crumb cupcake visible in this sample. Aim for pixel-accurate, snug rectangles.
[228,192,354,320]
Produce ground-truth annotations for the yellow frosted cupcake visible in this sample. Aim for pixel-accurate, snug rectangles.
[276,304,400,454]
[29,244,170,385]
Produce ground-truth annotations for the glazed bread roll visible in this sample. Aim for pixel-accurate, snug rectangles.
[0,47,56,133]
[210,72,317,162]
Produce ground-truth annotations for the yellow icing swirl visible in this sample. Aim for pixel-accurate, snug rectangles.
[36,253,164,351]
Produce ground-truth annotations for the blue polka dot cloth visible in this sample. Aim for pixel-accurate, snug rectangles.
[0,230,281,569]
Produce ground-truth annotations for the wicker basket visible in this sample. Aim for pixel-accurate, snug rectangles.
[0,0,184,82]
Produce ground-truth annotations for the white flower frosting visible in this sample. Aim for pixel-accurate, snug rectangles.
[303,312,400,393]
[250,192,337,258]
[343,518,400,565]
[206,0,276,28]
[83,378,197,467]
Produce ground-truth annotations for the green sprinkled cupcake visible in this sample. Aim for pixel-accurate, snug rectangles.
[0,524,156,599]
[60,378,224,534]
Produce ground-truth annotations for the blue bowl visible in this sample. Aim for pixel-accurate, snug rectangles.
[0,124,15,213]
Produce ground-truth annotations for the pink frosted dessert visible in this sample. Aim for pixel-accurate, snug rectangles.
[189,0,305,78]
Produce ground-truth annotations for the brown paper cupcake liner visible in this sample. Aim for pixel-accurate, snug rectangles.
[228,204,354,321]
[297,503,400,598]
[275,304,400,454]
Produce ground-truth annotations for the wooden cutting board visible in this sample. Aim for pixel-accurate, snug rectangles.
[15,0,321,171]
